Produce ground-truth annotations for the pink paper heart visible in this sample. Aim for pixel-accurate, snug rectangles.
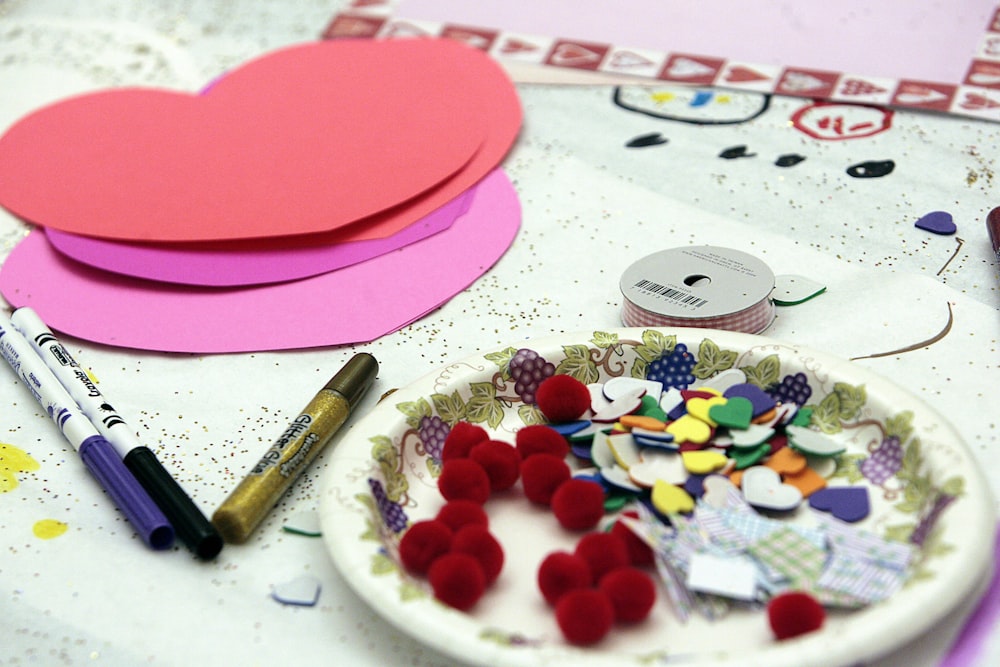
[0,169,519,353]
[0,39,520,243]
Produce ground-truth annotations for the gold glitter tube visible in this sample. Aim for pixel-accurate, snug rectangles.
[212,353,378,544]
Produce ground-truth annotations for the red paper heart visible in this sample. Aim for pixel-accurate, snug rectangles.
[0,39,513,242]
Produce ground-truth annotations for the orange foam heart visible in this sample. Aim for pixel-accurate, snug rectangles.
[0,39,520,243]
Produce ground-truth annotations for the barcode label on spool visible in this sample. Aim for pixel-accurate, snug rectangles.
[620,246,775,332]
[632,280,708,308]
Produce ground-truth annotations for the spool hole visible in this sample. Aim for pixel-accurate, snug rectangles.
[684,274,711,288]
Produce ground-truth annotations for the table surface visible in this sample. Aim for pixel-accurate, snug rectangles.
[1,2,998,666]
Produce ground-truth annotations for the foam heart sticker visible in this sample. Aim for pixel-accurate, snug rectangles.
[0,169,519,353]
[808,486,870,522]
[723,383,776,416]
[707,396,754,430]
[740,466,802,511]
[665,414,713,444]
[0,38,521,242]
[43,188,474,287]
[650,479,695,515]
[685,396,727,426]
[914,210,957,236]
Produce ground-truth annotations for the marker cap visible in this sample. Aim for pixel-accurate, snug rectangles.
[125,447,223,559]
[79,435,175,550]
[324,352,379,408]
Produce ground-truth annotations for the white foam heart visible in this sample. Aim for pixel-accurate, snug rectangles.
[740,465,802,511]
[786,425,847,457]
[628,449,687,487]
[697,369,747,394]
[603,376,661,401]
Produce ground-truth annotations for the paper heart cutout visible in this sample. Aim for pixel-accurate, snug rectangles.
[271,575,321,606]
[685,396,727,425]
[44,187,474,287]
[808,486,870,523]
[651,479,695,514]
[681,450,729,475]
[665,413,713,444]
[0,169,519,353]
[740,466,802,511]
[0,39,520,243]
[914,211,957,236]
[707,396,754,430]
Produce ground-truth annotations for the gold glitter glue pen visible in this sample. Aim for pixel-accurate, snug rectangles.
[212,353,378,544]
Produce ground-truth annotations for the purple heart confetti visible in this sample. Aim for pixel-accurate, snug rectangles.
[809,486,870,523]
[914,210,957,235]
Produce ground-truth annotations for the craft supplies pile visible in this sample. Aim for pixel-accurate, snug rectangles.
[0,38,522,354]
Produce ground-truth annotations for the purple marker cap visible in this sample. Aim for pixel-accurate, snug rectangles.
[79,435,175,550]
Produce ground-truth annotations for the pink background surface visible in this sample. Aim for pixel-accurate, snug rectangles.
[397,0,996,81]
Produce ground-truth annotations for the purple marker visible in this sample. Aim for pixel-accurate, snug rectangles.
[0,315,173,550]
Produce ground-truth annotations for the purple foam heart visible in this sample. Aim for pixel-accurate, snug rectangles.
[723,383,776,417]
[684,473,707,498]
[914,210,957,235]
[808,486,870,523]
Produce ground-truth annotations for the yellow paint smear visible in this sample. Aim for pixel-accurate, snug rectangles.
[1,442,40,493]
[33,519,68,539]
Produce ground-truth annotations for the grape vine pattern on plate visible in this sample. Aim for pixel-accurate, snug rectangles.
[354,329,965,645]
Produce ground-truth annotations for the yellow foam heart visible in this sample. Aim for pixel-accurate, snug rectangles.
[651,479,695,514]
[665,413,713,444]
[685,396,727,426]
[681,450,729,475]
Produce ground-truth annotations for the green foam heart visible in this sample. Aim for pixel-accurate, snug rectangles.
[708,396,754,430]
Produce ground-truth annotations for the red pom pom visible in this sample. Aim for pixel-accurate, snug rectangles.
[428,553,486,611]
[536,374,592,423]
[519,454,571,505]
[537,551,592,606]
[767,590,826,640]
[468,439,521,492]
[554,588,615,645]
[398,519,453,575]
[599,567,657,623]
[450,525,504,584]
[438,458,491,504]
[436,499,489,532]
[610,511,655,567]
[551,478,605,531]
[441,421,488,461]
[574,531,631,583]
[515,424,570,460]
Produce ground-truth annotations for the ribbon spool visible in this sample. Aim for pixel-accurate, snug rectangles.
[619,246,776,334]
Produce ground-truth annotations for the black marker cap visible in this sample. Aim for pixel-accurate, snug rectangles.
[124,447,224,560]
[324,353,378,408]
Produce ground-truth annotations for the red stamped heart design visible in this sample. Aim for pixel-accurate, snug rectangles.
[0,39,519,242]
[724,66,769,83]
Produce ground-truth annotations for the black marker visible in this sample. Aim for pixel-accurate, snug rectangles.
[10,307,223,560]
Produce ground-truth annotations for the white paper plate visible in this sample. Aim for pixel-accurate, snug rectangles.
[320,328,995,667]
